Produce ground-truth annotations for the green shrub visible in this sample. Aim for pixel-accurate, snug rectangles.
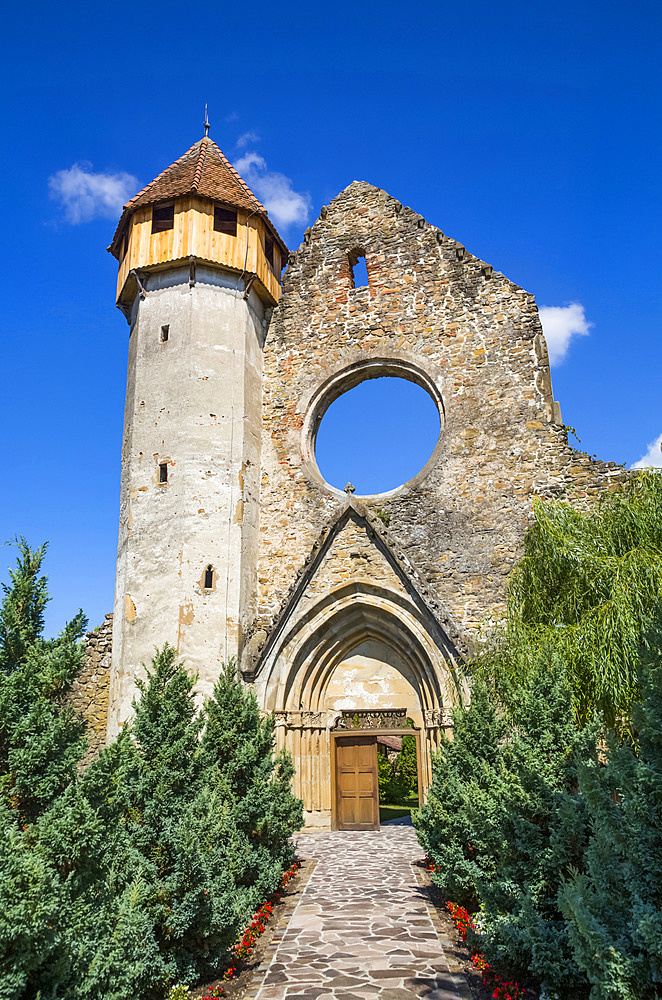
[560,657,662,1000]
[0,544,303,1000]
[417,659,597,995]
[0,539,87,825]
[416,475,662,997]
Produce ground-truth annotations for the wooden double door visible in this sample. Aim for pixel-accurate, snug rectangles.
[335,735,379,830]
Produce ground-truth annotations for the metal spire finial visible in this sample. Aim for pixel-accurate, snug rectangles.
[203,104,210,137]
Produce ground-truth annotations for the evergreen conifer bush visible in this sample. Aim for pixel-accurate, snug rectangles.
[0,543,303,1000]
[416,475,662,999]
[560,655,662,999]
[414,680,507,906]
[0,539,87,825]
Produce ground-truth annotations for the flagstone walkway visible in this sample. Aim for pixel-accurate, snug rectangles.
[251,823,466,1000]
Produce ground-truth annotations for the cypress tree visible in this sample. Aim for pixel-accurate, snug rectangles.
[0,540,87,999]
[560,655,662,999]
[0,544,304,1000]
[414,680,507,907]
[0,539,87,826]
[471,657,598,995]
[201,658,303,901]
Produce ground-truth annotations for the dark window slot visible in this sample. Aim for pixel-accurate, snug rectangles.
[152,203,174,234]
[160,325,169,343]
[159,462,168,484]
[204,565,214,589]
[264,232,274,267]
[214,206,237,236]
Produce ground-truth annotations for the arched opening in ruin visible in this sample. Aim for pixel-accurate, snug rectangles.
[314,374,441,496]
[254,582,462,829]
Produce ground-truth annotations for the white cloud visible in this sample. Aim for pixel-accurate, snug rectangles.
[539,302,592,366]
[632,432,662,469]
[236,130,260,148]
[234,151,311,231]
[49,163,139,224]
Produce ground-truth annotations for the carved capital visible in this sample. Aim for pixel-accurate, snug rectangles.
[301,711,326,728]
[425,708,454,728]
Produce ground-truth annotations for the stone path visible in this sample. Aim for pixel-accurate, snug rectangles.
[252,823,464,1000]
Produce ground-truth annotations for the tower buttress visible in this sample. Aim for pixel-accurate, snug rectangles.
[106,134,286,736]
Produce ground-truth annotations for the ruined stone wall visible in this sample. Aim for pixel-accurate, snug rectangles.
[68,613,113,766]
[256,182,626,648]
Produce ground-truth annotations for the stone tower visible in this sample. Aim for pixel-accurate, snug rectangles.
[106,133,287,737]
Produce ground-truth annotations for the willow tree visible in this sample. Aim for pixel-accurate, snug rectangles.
[476,471,662,726]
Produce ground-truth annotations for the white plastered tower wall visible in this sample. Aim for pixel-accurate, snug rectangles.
[108,268,266,736]
[106,134,286,738]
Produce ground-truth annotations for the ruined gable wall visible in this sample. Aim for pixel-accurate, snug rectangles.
[256,182,624,645]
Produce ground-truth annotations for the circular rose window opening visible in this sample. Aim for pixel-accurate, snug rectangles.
[315,376,441,496]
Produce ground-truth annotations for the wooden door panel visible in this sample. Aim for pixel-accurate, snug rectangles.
[335,736,379,830]
[358,770,374,793]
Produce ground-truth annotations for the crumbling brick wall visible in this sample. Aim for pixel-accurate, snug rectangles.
[68,613,113,766]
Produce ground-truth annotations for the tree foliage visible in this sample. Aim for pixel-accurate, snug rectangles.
[559,654,662,1000]
[0,537,87,826]
[0,543,303,1000]
[476,472,662,726]
[416,475,662,998]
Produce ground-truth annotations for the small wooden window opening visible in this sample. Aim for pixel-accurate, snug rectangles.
[203,565,214,590]
[152,203,174,234]
[264,232,274,268]
[120,233,129,262]
[160,325,169,343]
[214,206,237,236]
[158,462,168,484]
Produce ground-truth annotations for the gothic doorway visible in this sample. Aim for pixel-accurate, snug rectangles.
[334,735,379,830]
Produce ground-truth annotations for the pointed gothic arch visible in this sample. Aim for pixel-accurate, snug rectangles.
[253,579,465,827]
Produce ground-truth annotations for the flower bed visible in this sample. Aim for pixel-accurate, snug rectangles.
[423,856,526,1000]
[168,861,301,1000]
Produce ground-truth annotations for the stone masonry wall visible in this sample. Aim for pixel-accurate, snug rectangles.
[68,613,113,766]
[255,182,626,650]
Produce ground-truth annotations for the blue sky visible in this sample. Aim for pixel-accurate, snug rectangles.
[1,0,660,636]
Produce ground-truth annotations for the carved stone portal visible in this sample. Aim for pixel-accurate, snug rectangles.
[332,708,409,730]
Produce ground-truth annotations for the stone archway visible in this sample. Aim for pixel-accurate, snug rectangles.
[253,582,463,828]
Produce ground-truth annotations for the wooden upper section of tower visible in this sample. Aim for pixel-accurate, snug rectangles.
[108,136,288,308]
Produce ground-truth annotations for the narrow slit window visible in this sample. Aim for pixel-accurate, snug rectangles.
[120,233,129,262]
[214,206,237,236]
[160,325,169,343]
[152,203,174,234]
[159,462,168,484]
[264,232,274,267]
[349,251,369,288]
[204,565,214,589]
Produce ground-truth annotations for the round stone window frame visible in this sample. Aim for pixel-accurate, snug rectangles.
[301,356,446,500]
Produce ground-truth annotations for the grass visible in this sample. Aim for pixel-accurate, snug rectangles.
[379,798,419,823]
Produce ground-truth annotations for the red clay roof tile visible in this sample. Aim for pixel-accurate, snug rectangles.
[109,136,287,258]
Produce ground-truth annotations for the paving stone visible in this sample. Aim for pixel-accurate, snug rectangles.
[255,825,460,999]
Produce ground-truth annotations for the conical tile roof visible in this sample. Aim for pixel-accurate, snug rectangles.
[109,136,286,257]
